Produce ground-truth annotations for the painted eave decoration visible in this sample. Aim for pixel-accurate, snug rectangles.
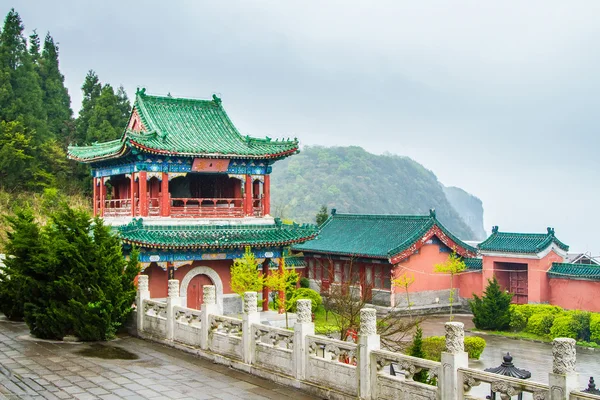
[117,218,318,250]
[477,226,569,255]
[292,209,477,263]
[67,89,299,163]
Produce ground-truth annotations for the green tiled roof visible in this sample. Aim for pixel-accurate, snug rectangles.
[269,255,306,269]
[118,219,318,250]
[463,258,482,271]
[68,90,298,162]
[548,263,600,280]
[478,227,569,254]
[292,210,477,260]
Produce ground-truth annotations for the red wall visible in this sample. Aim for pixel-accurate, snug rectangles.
[457,270,483,299]
[549,279,600,312]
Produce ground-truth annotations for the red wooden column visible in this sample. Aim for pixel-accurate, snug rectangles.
[139,171,148,216]
[244,174,253,216]
[263,174,271,216]
[92,177,98,217]
[99,177,106,217]
[262,259,270,311]
[161,172,170,217]
[130,173,136,217]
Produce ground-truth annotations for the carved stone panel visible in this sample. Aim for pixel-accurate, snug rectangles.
[359,308,377,335]
[203,285,216,305]
[552,338,576,374]
[296,299,312,323]
[445,322,464,354]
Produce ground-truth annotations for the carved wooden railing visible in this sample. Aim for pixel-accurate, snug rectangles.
[253,325,294,350]
[143,299,167,319]
[103,199,132,217]
[209,315,243,338]
[252,197,263,217]
[170,198,244,218]
[458,368,550,400]
[148,197,160,216]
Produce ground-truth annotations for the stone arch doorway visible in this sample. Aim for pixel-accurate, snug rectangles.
[187,274,214,310]
[180,266,224,312]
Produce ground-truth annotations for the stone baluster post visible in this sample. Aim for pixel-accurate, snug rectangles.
[549,338,579,400]
[359,308,380,400]
[200,285,219,350]
[293,299,314,380]
[440,322,468,400]
[166,279,181,341]
[136,275,150,335]
[242,291,260,364]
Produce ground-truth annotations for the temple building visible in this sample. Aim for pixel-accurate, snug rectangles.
[294,210,600,312]
[68,90,317,313]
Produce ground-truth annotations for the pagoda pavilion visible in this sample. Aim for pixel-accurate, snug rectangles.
[68,89,317,313]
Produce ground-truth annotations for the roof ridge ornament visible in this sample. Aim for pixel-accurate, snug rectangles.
[331,208,337,215]
[212,94,222,106]
[547,227,555,236]
[136,87,146,96]
[429,208,436,218]
[492,225,499,234]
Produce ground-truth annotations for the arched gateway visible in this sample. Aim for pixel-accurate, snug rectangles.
[180,266,224,312]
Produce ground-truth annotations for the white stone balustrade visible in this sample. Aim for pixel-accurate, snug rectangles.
[133,276,598,400]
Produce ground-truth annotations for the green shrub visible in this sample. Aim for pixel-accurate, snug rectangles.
[516,304,563,320]
[421,336,445,362]
[408,326,429,383]
[290,288,322,312]
[299,277,310,288]
[469,277,512,330]
[525,313,556,336]
[565,310,591,342]
[464,336,486,360]
[549,315,578,339]
[591,313,600,344]
[509,308,527,332]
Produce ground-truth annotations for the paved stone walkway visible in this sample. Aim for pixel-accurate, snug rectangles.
[0,319,317,400]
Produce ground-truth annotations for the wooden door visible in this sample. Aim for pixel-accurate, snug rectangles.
[187,274,213,310]
[509,271,528,304]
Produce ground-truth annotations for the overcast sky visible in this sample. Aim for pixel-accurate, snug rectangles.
[10,1,600,253]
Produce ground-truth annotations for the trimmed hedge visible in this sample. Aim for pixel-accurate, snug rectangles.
[591,313,600,344]
[525,313,556,336]
[420,336,486,361]
[549,315,578,339]
[509,306,527,332]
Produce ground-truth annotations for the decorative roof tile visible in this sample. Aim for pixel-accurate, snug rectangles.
[463,258,483,271]
[292,210,476,260]
[478,226,569,254]
[118,219,318,250]
[548,263,600,280]
[68,91,298,162]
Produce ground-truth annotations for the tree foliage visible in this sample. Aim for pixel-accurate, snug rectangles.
[0,204,140,340]
[315,205,328,226]
[264,258,299,328]
[469,276,512,330]
[230,246,264,299]
[434,251,466,320]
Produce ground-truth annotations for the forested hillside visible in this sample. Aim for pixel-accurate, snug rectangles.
[271,146,485,241]
[443,186,487,240]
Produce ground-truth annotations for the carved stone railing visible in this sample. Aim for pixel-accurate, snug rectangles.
[174,306,202,327]
[307,335,357,365]
[143,299,167,319]
[458,368,550,400]
[253,324,294,350]
[571,392,600,400]
[209,314,243,338]
[372,349,440,383]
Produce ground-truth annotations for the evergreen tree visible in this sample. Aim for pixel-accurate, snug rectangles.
[84,84,128,143]
[0,208,43,320]
[315,205,328,226]
[469,277,513,331]
[28,30,40,64]
[75,70,101,143]
[39,32,72,144]
[408,325,429,383]
[0,120,36,190]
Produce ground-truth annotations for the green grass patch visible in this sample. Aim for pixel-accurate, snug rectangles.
[472,329,552,343]
[313,306,340,336]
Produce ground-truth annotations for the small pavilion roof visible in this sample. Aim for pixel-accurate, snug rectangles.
[292,209,476,261]
[548,262,600,280]
[68,90,299,162]
[478,226,569,254]
[118,219,318,250]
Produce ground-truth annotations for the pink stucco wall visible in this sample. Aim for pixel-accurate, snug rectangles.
[457,270,483,299]
[549,279,600,312]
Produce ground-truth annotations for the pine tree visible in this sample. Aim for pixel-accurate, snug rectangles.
[315,205,328,225]
[469,276,513,330]
[75,70,101,143]
[0,120,36,190]
[39,32,72,143]
[28,30,40,64]
[408,325,429,383]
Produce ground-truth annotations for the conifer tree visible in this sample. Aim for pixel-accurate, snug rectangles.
[408,326,429,383]
[469,276,513,331]
[75,70,101,143]
[39,32,72,143]
[315,205,328,226]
